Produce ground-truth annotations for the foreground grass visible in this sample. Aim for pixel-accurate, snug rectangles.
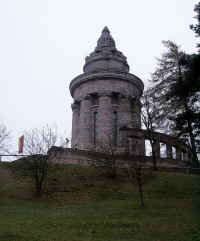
[0,163,200,241]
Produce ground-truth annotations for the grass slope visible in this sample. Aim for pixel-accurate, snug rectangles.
[0,163,200,241]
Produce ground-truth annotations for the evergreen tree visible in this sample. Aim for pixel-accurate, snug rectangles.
[190,2,200,50]
[150,41,199,167]
[150,41,185,134]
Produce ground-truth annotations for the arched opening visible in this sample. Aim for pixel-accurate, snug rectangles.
[160,142,167,158]
[172,146,176,159]
[145,139,152,156]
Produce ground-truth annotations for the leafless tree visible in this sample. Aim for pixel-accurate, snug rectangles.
[125,156,145,207]
[0,122,12,156]
[123,137,154,208]
[22,124,58,197]
[141,89,159,170]
[23,124,57,155]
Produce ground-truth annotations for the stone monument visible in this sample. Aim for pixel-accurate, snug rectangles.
[69,27,144,152]
[47,27,191,168]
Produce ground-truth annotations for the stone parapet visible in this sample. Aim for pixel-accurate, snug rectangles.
[47,146,191,169]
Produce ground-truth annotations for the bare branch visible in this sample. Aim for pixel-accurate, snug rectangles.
[23,125,58,155]
[0,122,12,154]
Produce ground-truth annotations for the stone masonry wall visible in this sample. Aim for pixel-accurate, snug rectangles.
[71,76,143,151]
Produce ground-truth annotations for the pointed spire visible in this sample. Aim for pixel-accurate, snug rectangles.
[95,26,116,51]
[83,27,130,73]
[102,26,110,33]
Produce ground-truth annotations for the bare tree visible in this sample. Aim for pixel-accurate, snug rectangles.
[141,89,159,170]
[125,156,145,207]
[0,122,12,156]
[0,123,11,153]
[24,154,49,197]
[22,124,58,197]
[23,124,57,155]
[123,137,154,208]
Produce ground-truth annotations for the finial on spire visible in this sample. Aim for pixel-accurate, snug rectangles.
[96,26,116,51]
[102,26,110,34]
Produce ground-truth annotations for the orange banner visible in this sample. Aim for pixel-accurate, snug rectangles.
[18,135,24,154]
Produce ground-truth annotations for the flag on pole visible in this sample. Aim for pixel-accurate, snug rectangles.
[18,135,24,154]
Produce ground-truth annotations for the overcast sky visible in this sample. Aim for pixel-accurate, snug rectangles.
[0,0,198,154]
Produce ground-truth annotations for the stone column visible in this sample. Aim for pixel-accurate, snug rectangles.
[119,129,129,152]
[129,137,145,156]
[132,99,142,128]
[71,102,80,148]
[183,152,188,161]
[97,92,113,147]
[152,140,160,158]
[166,144,173,159]
[118,96,132,127]
[132,98,145,155]
[79,95,91,150]
[176,148,182,160]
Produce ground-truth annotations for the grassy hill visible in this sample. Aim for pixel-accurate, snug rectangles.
[0,162,200,241]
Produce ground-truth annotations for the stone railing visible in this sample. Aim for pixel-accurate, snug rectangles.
[119,127,191,163]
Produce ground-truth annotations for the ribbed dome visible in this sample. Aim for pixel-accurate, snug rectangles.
[83,27,129,73]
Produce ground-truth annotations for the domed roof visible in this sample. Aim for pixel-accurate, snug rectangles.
[83,27,129,73]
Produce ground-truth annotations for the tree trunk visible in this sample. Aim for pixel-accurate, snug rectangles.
[136,166,144,207]
[150,139,158,171]
[35,178,42,197]
[187,118,199,167]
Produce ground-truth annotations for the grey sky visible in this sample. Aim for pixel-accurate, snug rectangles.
[0,0,198,153]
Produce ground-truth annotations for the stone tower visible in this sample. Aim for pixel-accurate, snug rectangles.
[69,27,144,151]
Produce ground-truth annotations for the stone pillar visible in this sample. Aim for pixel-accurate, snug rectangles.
[119,129,129,153]
[71,102,80,148]
[183,152,188,161]
[176,148,182,160]
[129,137,145,156]
[152,140,160,158]
[118,96,132,149]
[132,99,145,155]
[132,99,142,128]
[79,95,91,150]
[118,96,132,127]
[97,92,113,147]
[166,144,173,159]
